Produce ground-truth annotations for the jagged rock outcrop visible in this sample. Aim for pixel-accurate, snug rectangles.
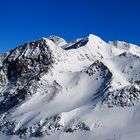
[103,84,140,107]
[0,38,55,114]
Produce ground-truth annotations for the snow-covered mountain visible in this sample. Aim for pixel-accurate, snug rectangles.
[0,34,140,140]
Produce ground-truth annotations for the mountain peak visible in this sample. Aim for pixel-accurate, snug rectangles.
[47,35,67,47]
[0,34,140,139]
[87,34,105,43]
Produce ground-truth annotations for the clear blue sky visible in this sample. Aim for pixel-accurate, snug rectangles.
[0,0,140,52]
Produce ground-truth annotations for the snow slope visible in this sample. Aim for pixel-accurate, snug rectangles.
[0,34,140,140]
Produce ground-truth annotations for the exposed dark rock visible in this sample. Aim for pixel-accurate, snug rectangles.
[103,85,140,107]
[64,122,90,133]
[0,38,54,113]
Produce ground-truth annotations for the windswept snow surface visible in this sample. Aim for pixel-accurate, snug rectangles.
[0,34,140,140]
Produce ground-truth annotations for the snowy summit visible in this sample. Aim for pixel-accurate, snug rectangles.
[0,34,140,140]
